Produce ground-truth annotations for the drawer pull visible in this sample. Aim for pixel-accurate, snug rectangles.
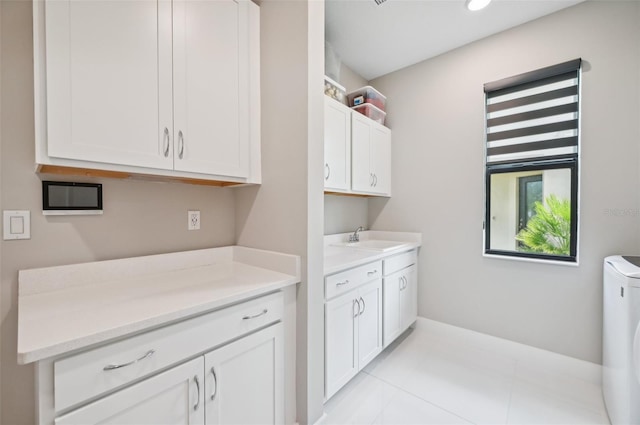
[242,309,268,320]
[210,367,218,401]
[367,270,378,276]
[336,280,349,286]
[360,297,366,315]
[102,349,155,371]
[194,375,200,411]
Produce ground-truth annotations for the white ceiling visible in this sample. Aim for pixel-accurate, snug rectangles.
[325,0,584,81]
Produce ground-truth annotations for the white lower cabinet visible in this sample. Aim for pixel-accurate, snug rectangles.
[325,278,382,400]
[42,292,284,425]
[56,356,205,425]
[383,251,418,348]
[204,324,283,425]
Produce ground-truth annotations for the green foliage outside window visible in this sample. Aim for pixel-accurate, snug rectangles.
[516,195,571,256]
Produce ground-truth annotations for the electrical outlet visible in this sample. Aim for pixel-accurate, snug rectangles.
[188,210,200,230]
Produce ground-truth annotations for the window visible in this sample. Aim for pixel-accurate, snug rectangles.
[484,59,581,262]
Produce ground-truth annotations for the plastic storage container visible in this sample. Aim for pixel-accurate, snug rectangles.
[347,86,387,111]
[351,103,386,125]
[324,75,347,104]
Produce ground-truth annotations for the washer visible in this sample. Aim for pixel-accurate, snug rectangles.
[603,255,640,425]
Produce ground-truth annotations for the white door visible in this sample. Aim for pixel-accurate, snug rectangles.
[351,113,373,193]
[357,280,383,369]
[383,270,403,348]
[400,265,418,329]
[173,0,249,178]
[204,324,284,425]
[325,291,359,399]
[44,0,174,170]
[55,357,204,425]
[324,98,351,191]
[370,124,392,196]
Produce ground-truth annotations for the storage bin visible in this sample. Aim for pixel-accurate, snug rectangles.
[347,86,387,111]
[324,75,347,104]
[351,103,386,125]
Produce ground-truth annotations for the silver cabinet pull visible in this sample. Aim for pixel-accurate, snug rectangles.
[360,297,366,316]
[178,130,184,159]
[399,277,405,291]
[162,127,170,157]
[374,174,378,187]
[103,349,155,371]
[336,280,349,286]
[193,375,200,411]
[325,163,330,180]
[370,173,374,187]
[210,367,218,401]
[353,299,359,318]
[242,309,268,320]
[367,270,378,276]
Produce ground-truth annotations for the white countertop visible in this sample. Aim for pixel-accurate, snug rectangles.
[324,231,422,275]
[18,246,300,364]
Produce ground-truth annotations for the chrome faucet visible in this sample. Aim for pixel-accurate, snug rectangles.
[349,226,365,243]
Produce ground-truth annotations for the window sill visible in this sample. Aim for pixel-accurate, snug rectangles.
[483,252,579,267]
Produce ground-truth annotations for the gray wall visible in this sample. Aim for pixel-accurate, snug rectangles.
[324,63,369,235]
[235,1,325,423]
[369,1,640,363]
[0,2,236,423]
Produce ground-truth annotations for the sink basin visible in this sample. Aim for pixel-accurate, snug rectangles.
[332,240,409,252]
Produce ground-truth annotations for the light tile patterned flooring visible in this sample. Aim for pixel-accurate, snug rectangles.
[321,319,610,425]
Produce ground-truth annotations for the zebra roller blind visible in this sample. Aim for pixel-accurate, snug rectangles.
[484,59,581,164]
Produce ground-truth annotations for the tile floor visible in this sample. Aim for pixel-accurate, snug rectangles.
[321,319,610,425]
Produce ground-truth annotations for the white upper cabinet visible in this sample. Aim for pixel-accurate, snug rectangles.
[173,0,249,178]
[324,98,351,192]
[44,0,174,171]
[36,0,260,184]
[351,112,391,196]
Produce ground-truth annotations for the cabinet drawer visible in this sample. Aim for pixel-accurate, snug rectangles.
[325,261,382,300]
[54,291,283,412]
[383,250,417,276]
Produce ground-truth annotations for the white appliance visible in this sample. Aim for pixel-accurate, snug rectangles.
[603,256,640,425]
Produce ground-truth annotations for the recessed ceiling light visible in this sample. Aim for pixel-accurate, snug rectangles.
[466,0,491,11]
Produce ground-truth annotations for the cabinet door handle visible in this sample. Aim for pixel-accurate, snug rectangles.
[103,349,155,371]
[242,309,268,320]
[336,280,349,287]
[367,270,378,276]
[403,276,408,289]
[353,299,359,318]
[162,127,170,157]
[399,276,405,291]
[374,174,378,187]
[370,173,374,186]
[193,375,200,411]
[178,130,184,159]
[359,297,366,316]
[325,163,330,180]
[210,367,218,401]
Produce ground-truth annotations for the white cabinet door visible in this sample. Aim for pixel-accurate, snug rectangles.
[351,112,391,196]
[351,113,373,193]
[357,279,383,368]
[325,289,359,400]
[400,265,418,330]
[383,270,403,348]
[44,0,174,170]
[55,357,204,425]
[173,0,249,178]
[324,98,351,191]
[204,323,283,425]
[371,125,392,196]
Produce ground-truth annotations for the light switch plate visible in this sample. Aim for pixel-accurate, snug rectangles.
[3,210,31,240]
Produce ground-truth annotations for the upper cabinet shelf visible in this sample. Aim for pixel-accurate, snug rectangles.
[324,97,391,197]
[33,0,261,186]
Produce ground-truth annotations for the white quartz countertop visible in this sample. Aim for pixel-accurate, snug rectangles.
[324,231,422,275]
[18,246,300,364]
